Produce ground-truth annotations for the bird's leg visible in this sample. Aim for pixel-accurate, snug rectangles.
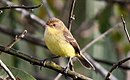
[64,57,78,80]
[69,59,78,79]
[69,58,74,71]
[64,57,72,73]
[63,57,75,80]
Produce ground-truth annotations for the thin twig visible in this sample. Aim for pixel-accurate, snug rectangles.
[2,0,45,27]
[0,60,16,80]
[41,0,54,18]
[94,58,130,70]
[81,22,122,52]
[5,30,27,50]
[97,0,130,3]
[68,0,76,31]
[0,29,27,54]
[0,45,92,80]
[0,4,41,10]
[121,15,130,43]
[105,57,130,80]
[0,26,46,48]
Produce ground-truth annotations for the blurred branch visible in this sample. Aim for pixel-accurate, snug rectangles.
[121,15,130,43]
[0,60,16,80]
[105,57,130,80]
[41,0,54,18]
[0,4,41,10]
[1,0,45,27]
[68,0,76,30]
[97,0,130,3]
[94,58,130,70]
[81,22,122,52]
[5,30,27,50]
[0,25,46,48]
[0,45,92,80]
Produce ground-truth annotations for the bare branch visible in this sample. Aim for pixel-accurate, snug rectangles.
[1,0,45,27]
[0,60,16,80]
[5,30,27,50]
[0,4,41,10]
[121,15,130,43]
[68,0,76,31]
[81,22,122,52]
[105,57,130,80]
[0,25,46,48]
[94,58,130,70]
[0,29,27,54]
[97,0,130,3]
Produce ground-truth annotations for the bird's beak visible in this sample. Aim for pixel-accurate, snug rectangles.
[44,25,48,28]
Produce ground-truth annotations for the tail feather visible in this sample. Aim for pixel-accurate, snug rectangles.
[77,53,95,70]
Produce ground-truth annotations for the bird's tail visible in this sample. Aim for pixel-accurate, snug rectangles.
[77,53,95,70]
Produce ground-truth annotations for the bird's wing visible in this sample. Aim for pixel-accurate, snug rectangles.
[63,28,80,54]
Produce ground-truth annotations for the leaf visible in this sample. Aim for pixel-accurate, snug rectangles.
[0,67,36,80]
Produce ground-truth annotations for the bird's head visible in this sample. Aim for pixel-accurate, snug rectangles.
[46,18,65,30]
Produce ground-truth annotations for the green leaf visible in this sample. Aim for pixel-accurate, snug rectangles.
[0,67,36,80]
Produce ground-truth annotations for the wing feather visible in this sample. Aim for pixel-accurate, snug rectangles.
[63,28,80,54]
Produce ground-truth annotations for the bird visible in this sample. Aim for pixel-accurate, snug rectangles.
[44,17,95,70]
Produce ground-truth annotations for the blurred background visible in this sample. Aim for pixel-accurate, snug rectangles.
[0,0,130,80]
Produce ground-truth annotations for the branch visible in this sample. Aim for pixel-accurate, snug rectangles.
[121,15,130,43]
[0,45,92,80]
[94,58,130,70]
[1,0,45,27]
[81,22,122,52]
[105,57,130,80]
[97,0,130,4]
[0,60,16,80]
[0,4,41,10]
[0,25,46,48]
[5,30,27,50]
[68,0,76,30]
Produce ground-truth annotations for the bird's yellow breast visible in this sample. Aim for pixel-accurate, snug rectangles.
[44,27,76,57]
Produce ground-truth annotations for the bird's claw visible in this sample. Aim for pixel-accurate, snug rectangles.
[39,59,48,70]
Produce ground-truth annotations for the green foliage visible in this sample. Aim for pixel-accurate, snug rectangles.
[0,66,36,80]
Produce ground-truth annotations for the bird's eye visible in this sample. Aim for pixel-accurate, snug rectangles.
[53,24,56,26]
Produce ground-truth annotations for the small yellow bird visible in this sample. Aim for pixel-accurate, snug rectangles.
[44,18,95,70]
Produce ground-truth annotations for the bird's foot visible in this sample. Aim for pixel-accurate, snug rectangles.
[39,59,48,70]
[39,56,60,70]
[63,65,70,79]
